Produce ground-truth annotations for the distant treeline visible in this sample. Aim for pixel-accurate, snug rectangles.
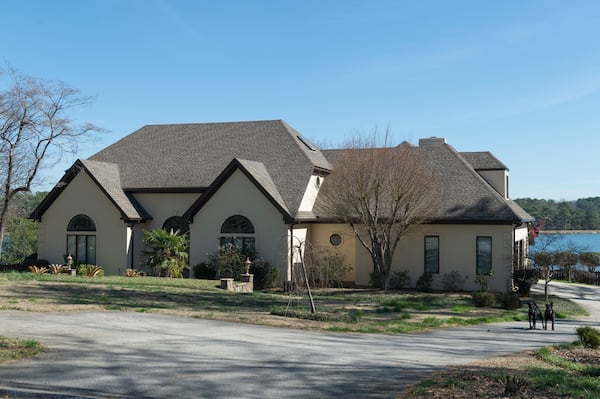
[515,197,600,231]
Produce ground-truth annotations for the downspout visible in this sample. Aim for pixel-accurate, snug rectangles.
[510,222,524,293]
[510,223,517,293]
[127,223,135,270]
[289,223,294,286]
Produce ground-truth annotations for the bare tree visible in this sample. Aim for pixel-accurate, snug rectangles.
[320,132,436,290]
[533,251,554,301]
[0,66,102,258]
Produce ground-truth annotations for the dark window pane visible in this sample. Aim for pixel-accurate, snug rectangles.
[162,216,189,234]
[424,236,439,274]
[476,236,492,275]
[77,235,87,264]
[67,235,76,260]
[221,215,254,234]
[67,214,96,231]
[87,236,96,265]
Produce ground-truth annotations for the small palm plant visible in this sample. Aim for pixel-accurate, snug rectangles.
[141,229,189,278]
[49,264,66,274]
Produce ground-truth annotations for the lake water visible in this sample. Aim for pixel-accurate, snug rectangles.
[532,233,600,253]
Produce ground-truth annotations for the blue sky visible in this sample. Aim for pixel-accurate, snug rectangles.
[2,0,599,200]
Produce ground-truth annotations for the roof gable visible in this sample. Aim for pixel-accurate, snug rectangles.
[30,160,151,222]
[89,120,331,216]
[183,158,292,222]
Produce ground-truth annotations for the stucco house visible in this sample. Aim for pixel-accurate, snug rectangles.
[31,120,533,292]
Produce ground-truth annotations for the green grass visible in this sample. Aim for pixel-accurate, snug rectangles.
[0,336,45,363]
[405,341,600,398]
[527,346,600,398]
[0,272,590,334]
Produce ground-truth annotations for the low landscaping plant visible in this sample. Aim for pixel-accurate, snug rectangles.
[390,270,411,289]
[141,228,189,278]
[416,272,432,292]
[441,271,467,292]
[576,326,600,349]
[249,259,280,290]
[497,292,521,310]
[28,265,48,274]
[77,264,104,277]
[49,264,66,274]
[210,244,246,280]
[124,268,141,277]
[302,246,351,288]
[471,292,496,307]
[193,262,217,280]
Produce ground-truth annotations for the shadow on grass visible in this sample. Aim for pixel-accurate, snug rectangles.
[1,281,289,313]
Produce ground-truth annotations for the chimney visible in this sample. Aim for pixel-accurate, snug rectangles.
[419,137,446,147]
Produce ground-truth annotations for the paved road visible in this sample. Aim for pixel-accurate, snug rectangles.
[0,283,598,399]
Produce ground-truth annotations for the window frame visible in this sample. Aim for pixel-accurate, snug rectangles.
[66,214,97,265]
[220,215,256,258]
[476,236,493,275]
[424,235,440,274]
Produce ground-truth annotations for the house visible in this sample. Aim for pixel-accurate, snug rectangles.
[30,120,534,292]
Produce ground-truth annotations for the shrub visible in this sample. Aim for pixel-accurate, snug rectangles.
[77,264,104,277]
[250,259,280,290]
[390,270,410,289]
[210,244,246,280]
[302,246,351,288]
[416,272,432,292]
[369,270,382,288]
[141,228,189,278]
[471,292,496,307]
[513,269,538,296]
[193,262,217,279]
[497,292,521,310]
[576,326,600,349]
[441,271,467,291]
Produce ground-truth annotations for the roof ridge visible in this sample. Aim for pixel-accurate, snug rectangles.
[139,119,284,129]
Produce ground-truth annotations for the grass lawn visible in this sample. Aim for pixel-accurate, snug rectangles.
[0,272,588,333]
[401,343,600,399]
[0,272,597,398]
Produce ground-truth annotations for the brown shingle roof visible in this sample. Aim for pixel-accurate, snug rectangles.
[88,120,331,217]
[30,160,151,222]
[460,151,508,171]
[315,142,533,224]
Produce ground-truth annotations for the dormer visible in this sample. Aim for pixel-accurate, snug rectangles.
[460,151,509,199]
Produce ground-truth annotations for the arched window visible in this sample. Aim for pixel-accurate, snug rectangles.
[67,214,96,231]
[220,215,255,258]
[66,214,96,265]
[162,216,189,235]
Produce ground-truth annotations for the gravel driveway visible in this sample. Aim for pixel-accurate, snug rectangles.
[0,282,598,398]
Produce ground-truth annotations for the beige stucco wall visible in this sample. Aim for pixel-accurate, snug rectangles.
[307,224,357,282]
[309,222,520,292]
[478,170,509,199]
[130,193,199,269]
[37,171,128,275]
[189,170,289,277]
